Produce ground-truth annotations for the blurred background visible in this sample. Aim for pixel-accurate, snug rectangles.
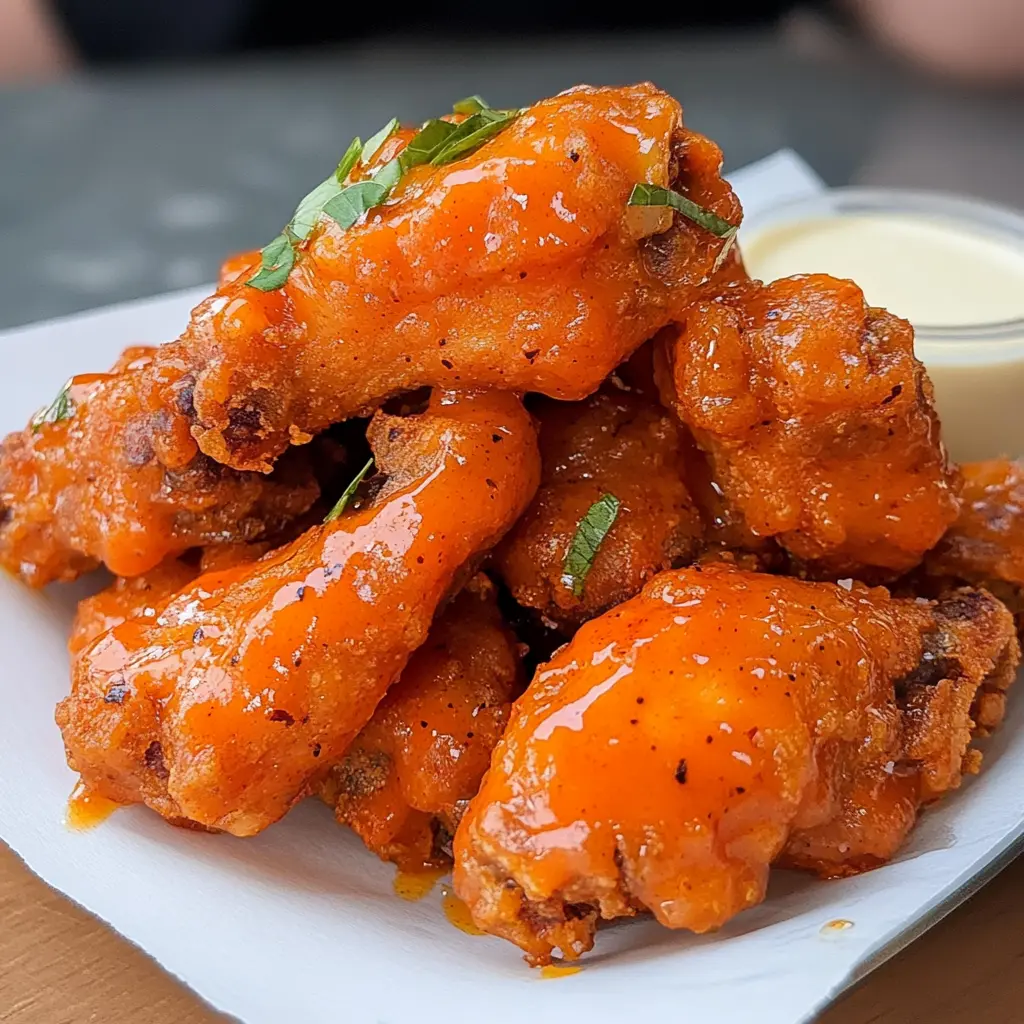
[0,0,1022,329]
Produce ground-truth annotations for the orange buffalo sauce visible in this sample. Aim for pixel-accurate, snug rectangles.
[66,779,119,830]
[441,883,484,936]
[392,866,447,902]
[539,964,583,979]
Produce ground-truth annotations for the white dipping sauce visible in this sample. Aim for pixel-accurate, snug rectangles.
[742,209,1024,464]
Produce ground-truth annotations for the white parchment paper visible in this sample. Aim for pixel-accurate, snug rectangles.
[3,151,1021,1024]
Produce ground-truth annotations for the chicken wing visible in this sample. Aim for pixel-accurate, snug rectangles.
[68,560,200,659]
[657,275,961,579]
[57,390,540,836]
[494,365,702,630]
[0,346,319,586]
[916,458,1024,732]
[453,565,1017,964]
[925,459,1024,609]
[321,575,522,869]
[105,84,740,473]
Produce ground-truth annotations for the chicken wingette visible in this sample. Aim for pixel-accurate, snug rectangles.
[657,275,961,579]
[494,361,702,630]
[0,346,318,585]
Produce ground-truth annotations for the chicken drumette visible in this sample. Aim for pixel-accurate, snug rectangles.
[58,390,539,836]
[454,564,1017,964]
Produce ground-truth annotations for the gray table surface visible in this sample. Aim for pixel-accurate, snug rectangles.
[0,25,1022,331]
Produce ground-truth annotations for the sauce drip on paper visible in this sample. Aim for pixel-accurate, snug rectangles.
[66,779,119,830]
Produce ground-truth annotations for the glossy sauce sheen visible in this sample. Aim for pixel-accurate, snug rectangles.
[392,867,447,902]
[657,274,960,578]
[66,780,119,830]
[57,391,540,836]
[539,965,583,980]
[155,83,740,471]
[0,347,318,586]
[323,577,522,870]
[441,884,485,936]
[927,459,1024,590]
[454,565,1017,964]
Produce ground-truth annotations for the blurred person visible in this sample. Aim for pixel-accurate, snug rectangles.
[852,0,1024,83]
[1,0,1022,82]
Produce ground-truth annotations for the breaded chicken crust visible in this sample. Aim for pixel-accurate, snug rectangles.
[116,84,740,472]
[657,275,961,579]
[917,458,1024,732]
[0,347,318,586]
[454,565,1016,964]
[494,372,702,630]
[57,391,540,836]
[925,459,1024,609]
[321,575,522,869]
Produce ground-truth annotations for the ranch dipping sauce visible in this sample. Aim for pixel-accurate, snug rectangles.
[741,189,1024,464]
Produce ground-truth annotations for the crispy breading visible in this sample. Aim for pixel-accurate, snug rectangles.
[924,459,1024,623]
[453,565,1016,964]
[57,391,540,836]
[0,346,319,586]
[494,364,702,630]
[321,576,522,869]
[657,275,961,579]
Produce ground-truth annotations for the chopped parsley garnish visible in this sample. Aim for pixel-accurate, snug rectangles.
[429,107,519,166]
[248,99,522,293]
[324,458,374,523]
[31,379,75,432]
[452,95,490,115]
[245,231,296,292]
[562,493,621,598]
[360,117,399,165]
[322,181,391,231]
[627,183,737,239]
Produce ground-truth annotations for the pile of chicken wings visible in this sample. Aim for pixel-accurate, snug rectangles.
[2,84,1021,966]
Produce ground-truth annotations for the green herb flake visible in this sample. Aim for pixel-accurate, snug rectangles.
[290,178,347,241]
[360,118,399,166]
[430,108,519,166]
[399,119,459,170]
[562,493,621,599]
[322,180,391,231]
[31,379,76,432]
[324,458,375,523]
[372,157,403,192]
[246,232,296,292]
[452,95,490,115]
[247,98,523,293]
[626,182,737,239]
[334,136,364,183]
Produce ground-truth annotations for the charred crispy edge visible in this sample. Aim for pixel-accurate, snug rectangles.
[934,589,1020,732]
[640,129,737,286]
[461,858,599,966]
[971,619,1021,736]
[897,587,1019,787]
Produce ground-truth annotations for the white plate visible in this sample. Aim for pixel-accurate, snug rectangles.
[2,157,1023,1024]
